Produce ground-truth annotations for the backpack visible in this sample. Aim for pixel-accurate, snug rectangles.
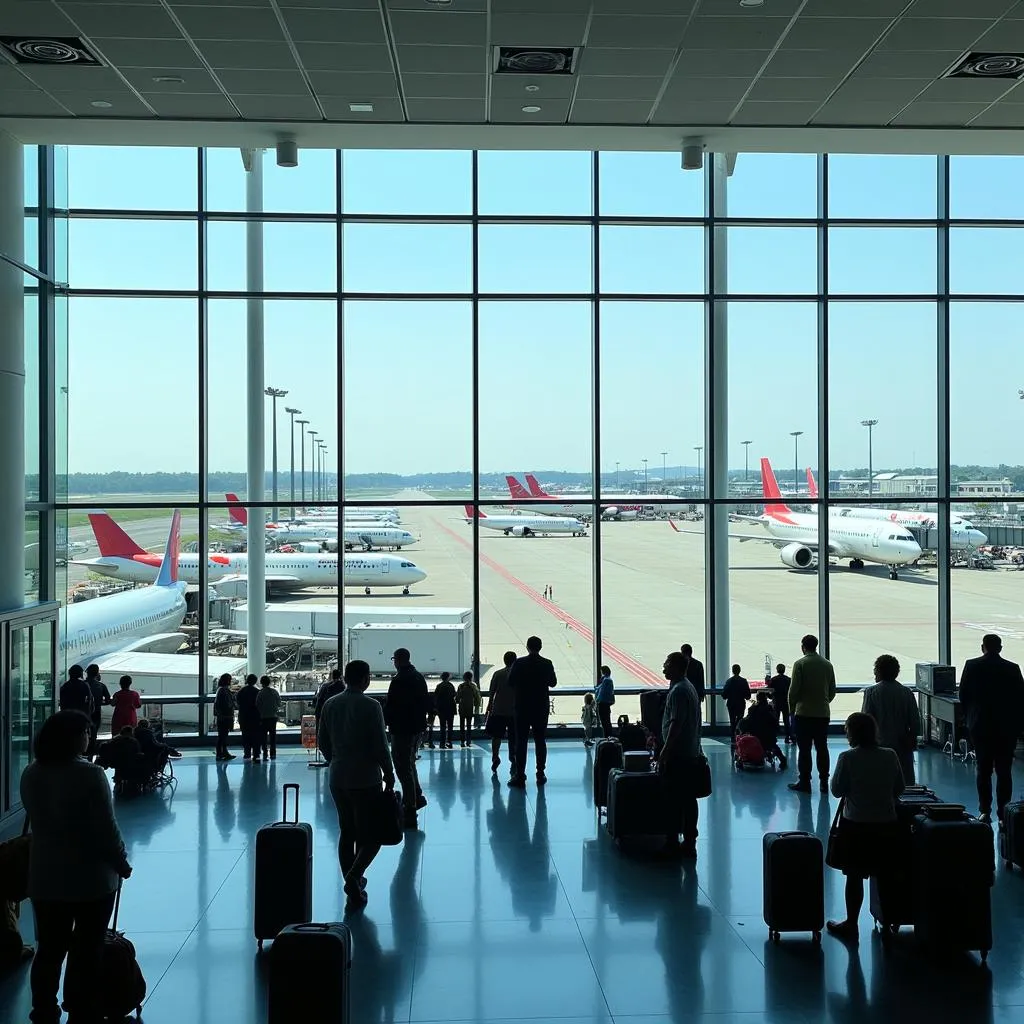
[735,733,765,765]
[616,715,648,752]
[99,884,146,1020]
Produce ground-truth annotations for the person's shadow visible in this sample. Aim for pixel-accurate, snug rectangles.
[654,867,713,1019]
[435,750,456,821]
[582,745,594,810]
[213,762,236,842]
[506,788,559,932]
[457,750,483,814]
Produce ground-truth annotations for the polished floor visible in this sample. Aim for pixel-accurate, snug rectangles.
[2,738,1024,1023]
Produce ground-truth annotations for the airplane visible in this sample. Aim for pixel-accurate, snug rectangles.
[74,513,428,596]
[61,510,188,669]
[674,458,922,580]
[225,497,398,536]
[464,505,587,537]
[341,525,417,551]
[805,469,986,550]
[506,475,641,521]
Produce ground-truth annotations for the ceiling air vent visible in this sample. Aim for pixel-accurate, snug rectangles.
[494,46,577,75]
[944,52,1024,80]
[0,36,103,66]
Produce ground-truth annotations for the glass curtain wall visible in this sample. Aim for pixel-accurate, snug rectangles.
[32,147,1024,736]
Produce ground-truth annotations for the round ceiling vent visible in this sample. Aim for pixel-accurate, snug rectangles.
[960,53,1024,76]
[494,46,577,76]
[0,35,103,66]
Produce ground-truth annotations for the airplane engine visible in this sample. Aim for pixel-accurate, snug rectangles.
[603,506,620,519]
[779,542,816,569]
[617,510,638,521]
[510,525,533,537]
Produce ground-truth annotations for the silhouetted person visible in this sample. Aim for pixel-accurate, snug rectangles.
[861,654,920,785]
[680,643,705,702]
[959,633,1024,824]
[84,664,110,757]
[213,673,236,761]
[456,671,481,747]
[256,675,282,761]
[722,664,751,741]
[770,663,793,743]
[508,636,557,787]
[236,674,262,762]
[788,634,836,794]
[486,651,517,776]
[108,675,141,736]
[314,669,345,728]
[659,651,702,859]
[745,690,788,768]
[58,665,93,718]
[385,648,430,828]
[595,665,615,738]
[434,672,456,750]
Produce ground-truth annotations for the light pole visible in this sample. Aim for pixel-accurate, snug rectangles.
[694,446,703,493]
[320,447,329,502]
[642,458,648,495]
[861,418,878,498]
[615,461,620,490]
[285,406,300,517]
[264,386,288,522]
[307,430,318,505]
[296,419,308,505]
[316,440,325,502]
[661,451,668,487]
[790,430,803,498]
[741,440,752,484]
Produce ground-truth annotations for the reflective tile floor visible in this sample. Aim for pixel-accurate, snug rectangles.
[3,739,1024,1023]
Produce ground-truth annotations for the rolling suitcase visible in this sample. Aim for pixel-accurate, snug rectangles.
[606,768,669,840]
[616,717,648,752]
[1000,801,1024,870]
[593,738,623,816]
[640,689,668,753]
[268,922,351,1023]
[623,750,652,773]
[255,783,313,948]
[762,831,824,943]
[912,810,994,961]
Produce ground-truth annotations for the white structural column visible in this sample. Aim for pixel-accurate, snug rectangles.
[0,132,25,611]
[243,149,266,675]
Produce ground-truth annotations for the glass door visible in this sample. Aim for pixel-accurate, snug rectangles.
[7,626,29,815]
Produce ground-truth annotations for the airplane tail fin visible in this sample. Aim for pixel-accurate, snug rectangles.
[88,513,148,558]
[155,510,182,587]
[760,458,793,517]
[525,474,550,498]
[226,493,247,526]
[463,505,487,519]
[506,475,532,500]
[806,467,819,499]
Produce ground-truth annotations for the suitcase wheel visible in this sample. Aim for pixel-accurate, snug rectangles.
[257,939,264,951]
[770,930,780,943]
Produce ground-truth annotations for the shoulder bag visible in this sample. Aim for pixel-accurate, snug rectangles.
[825,798,847,870]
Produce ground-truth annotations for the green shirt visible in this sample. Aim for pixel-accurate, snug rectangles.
[788,652,836,719]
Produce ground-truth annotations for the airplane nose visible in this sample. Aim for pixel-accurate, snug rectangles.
[970,529,987,546]
[413,567,427,582]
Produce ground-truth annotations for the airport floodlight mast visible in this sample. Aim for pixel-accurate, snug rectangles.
[296,419,309,504]
[790,431,803,499]
[615,461,620,489]
[264,387,288,522]
[307,430,319,505]
[642,458,648,494]
[861,419,879,498]
[694,446,703,493]
[285,406,301,517]
[661,451,668,486]
[742,439,752,483]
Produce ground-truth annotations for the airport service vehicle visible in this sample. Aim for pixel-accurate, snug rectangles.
[348,622,472,675]
[61,511,188,668]
[464,505,587,537]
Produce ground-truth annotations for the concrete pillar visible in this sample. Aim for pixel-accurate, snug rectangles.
[244,149,266,675]
[0,132,25,611]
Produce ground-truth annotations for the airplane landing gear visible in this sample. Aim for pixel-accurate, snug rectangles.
[364,586,371,595]
[849,558,864,570]
[402,587,410,595]
[888,567,899,581]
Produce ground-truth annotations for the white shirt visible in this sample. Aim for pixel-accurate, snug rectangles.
[319,690,395,791]
[831,745,906,822]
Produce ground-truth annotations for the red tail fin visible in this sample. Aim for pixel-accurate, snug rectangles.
[505,475,532,500]
[525,474,550,498]
[464,505,487,519]
[226,493,247,525]
[760,458,793,518]
[806,467,818,500]
[88,513,148,558]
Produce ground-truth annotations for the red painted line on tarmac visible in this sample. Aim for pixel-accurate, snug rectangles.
[434,517,665,688]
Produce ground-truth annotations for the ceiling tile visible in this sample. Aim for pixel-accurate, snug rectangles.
[296,42,393,72]
[388,0,487,10]
[18,65,127,90]
[119,66,221,93]
[490,97,569,122]
[910,0,1019,15]
[215,69,311,96]
[0,66,42,92]
[396,44,481,74]
[784,17,892,51]
[588,15,691,49]
[48,88,155,116]
[55,0,162,4]
[763,49,861,78]
[730,100,818,125]
[142,92,239,117]
[890,100,992,125]
[575,75,663,101]
[389,11,486,47]
[811,98,907,124]
[676,50,770,78]
[60,3,181,39]
[974,21,1024,49]
[307,70,398,97]
[231,94,323,119]
[406,96,484,121]
[651,98,736,124]
[748,77,840,102]
[489,13,589,47]
[403,72,485,98]
[852,50,964,78]
[570,99,655,123]
[281,0,379,9]
[685,16,793,50]
[0,1,79,36]
[699,0,805,13]
[801,0,908,14]
[489,73,575,99]
[279,9,386,45]
[578,48,678,77]
[319,95,404,119]
[662,76,753,104]
[831,76,931,103]
[882,17,996,50]
[593,0,698,12]
[89,38,205,68]
[0,91,71,116]
[970,105,1024,127]
[917,77,1016,103]
[174,6,284,41]
[198,40,299,70]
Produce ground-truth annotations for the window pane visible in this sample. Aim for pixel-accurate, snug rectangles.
[342,224,471,294]
[828,228,936,294]
[24,292,39,501]
[726,228,818,294]
[478,151,592,216]
[25,511,39,605]
[828,155,937,219]
[727,153,818,219]
[68,146,198,210]
[207,222,337,292]
[479,226,592,294]
[68,219,198,290]
[598,152,704,218]
[343,302,471,494]
[23,145,38,209]
[204,147,337,214]
[951,156,1024,220]
[342,150,472,215]
[950,228,1024,295]
[23,216,38,272]
[599,227,703,294]
[950,506,1002,675]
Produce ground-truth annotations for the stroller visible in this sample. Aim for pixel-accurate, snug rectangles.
[733,730,779,772]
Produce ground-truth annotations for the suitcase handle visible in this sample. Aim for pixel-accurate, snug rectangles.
[292,923,333,933]
[282,783,300,823]
[112,878,124,931]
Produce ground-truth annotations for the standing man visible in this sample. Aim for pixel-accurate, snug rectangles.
[385,648,430,828]
[236,674,262,762]
[680,644,706,702]
[787,634,836,794]
[58,665,93,719]
[861,654,921,784]
[508,636,557,788]
[595,665,615,738]
[722,664,751,741]
[486,652,518,775]
[958,633,1024,825]
[769,663,793,744]
[84,664,110,758]
[659,651,702,860]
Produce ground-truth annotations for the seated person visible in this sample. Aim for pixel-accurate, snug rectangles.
[744,691,789,770]
[134,718,171,774]
[97,726,145,789]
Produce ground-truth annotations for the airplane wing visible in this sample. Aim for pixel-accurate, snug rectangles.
[115,632,188,656]
[208,628,315,644]
[668,521,844,555]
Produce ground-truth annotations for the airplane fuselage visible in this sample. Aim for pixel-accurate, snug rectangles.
[760,513,921,567]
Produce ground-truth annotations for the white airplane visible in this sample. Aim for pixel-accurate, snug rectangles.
[61,510,188,669]
[505,476,641,521]
[676,458,922,580]
[464,505,587,537]
[224,498,399,538]
[342,525,417,551]
[297,506,399,522]
[523,474,674,518]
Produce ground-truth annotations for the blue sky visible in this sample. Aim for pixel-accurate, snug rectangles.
[38,146,1024,478]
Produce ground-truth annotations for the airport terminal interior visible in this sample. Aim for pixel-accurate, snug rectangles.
[5,0,1024,1020]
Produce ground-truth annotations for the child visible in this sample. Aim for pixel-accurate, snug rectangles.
[581,693,600,747]
[456,671,481,747]
[109,675,142,736]
[434,672,457,749]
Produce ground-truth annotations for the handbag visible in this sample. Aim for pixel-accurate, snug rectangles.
[367,786,404,847]
[825,798,847,870]
[692,752,713,798]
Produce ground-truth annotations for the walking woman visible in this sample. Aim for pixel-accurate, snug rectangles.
[20,710,132,1023]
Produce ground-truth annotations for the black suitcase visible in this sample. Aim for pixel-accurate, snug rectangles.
[912,812,994,961]
[616,717,648,752]
[269,922,351,1023]
[640,689,668,750]
[1000,801,1024,870]
[763,831,824,943]
[593,738,623,815]
[623,750,652,773]
[255,783,313,948]
[606,768,670,840]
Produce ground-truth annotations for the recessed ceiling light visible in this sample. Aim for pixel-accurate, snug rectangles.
[525,84,540,92]
[349,102,374,112]
[522,104,541,113]
[739,0,764,6]
[90,100,112,108]
[152,75,184,84]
